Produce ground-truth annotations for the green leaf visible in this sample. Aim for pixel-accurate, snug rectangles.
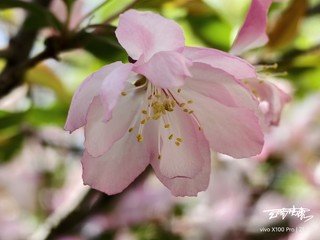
[0,133,24,163]
[0,111,25,162]
[187,15,232,51]
[78,29,126,61]
[96,0,137,21]
[0,111,25,130]
[0,0,64,31]
[25,104,69,127]
[25,64,71,104]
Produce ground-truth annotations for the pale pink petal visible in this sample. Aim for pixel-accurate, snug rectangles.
[99,63,133,121]
[134,51,192,89]
[184,63,258,110]
[158,106,210,179]
[245,78,291,126]
[230,0,272,55]
[64,62,122,132]
[82,125,152,195]
[84,91,144,157]
[151,125,211,197]
[116,10,185,62]
[181,88,264,158]
[183,47,257,79]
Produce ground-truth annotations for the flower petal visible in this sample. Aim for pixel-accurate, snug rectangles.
[184,63,258,110]
[158,106,210,179]
[82,125,152,195]
[151,127,211,197]
[230,0,272,55]
[134,51,192,89]
[84,91,144,157]
[99,63,133,121]
[64,62,123,132]
[183,47,257,79]
[116,9,185,62]
[245,78,291,126]
[181,88,264,158]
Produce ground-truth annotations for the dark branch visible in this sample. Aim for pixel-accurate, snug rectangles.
[0,0,53,98]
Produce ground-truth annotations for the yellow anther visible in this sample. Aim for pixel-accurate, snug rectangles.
[168,134,173,140]
[176,138,183,142]
[252,89,257,96]
[179,103,186,107]
[188,110,194,114]
[121,91,127,96]
[183,109,189,112]
[164,124,170,128]
[175,141,180,146]
[259,80,264,84]
[177,89,181,93]
[128,128,134,133]
[187,100,193,104]
[158,155,162,160]
[140,119,146,124]
[136,134,143,142]
[142,110,148,114]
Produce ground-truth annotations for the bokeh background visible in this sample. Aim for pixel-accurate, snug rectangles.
[0,0,320,239]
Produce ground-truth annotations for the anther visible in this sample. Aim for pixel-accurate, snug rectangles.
[175,141,181,146]
[121,92,127,96]
[128,128,134,133]
[179,103,186,107]
[187,100,193,104]
[183,109,189,112]
[177,89,181,93]
[140,119,146,124]
[136,134,143,142]
[168,134,173,140]
[158,155,162,160]
[142,110,148,114]
[176,138,183,143]
[164,124,170,128]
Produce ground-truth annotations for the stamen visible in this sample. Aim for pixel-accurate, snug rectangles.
[168,134,173,140]
[128,128,134,133]
[121,92,127,96]
[175,141,181,146]
[176,138,183,143]
[164,124,170,128]
[187,100,193,104]
[136,134,143,142]
[142,110,148,114]
[255,63,278,71]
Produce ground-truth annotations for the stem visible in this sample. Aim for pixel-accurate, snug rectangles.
[0,0,53,98]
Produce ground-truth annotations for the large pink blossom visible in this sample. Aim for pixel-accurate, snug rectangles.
[65,9,267,196]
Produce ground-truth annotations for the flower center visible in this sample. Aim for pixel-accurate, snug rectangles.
[121,77,200,159]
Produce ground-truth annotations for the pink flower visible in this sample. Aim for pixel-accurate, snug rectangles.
[65,10,265,196]
[235,0,290,126]
[218,0,290,127]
